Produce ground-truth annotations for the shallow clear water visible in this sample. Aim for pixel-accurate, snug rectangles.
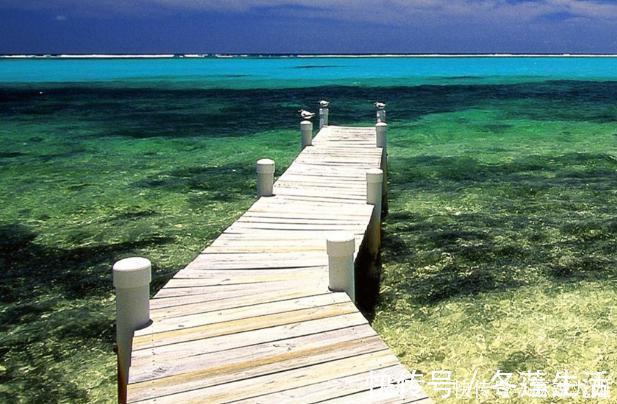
[0,58,615,402]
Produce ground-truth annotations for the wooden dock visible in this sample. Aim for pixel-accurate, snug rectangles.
[123,122,431,403]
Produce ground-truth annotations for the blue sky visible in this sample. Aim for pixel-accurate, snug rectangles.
[2,0,617,54]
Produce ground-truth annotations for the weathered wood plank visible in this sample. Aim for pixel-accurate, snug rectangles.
[130,324,379,384]
[132,312,369,364]
[150,286,328,311]
[130,350,400,403]
[233,365,428,404]
[145,293,350,332]
[165,269,324,285]
[172,266,325,278]
[152,279,324,299]
[132,301,359,350]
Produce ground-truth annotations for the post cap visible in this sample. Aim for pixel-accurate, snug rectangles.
[366,168,383,184]
[301,120,313,126]
[376,122,388,128]
[256,159,275,174]
[113,257,151,289]
[326,232,355,257]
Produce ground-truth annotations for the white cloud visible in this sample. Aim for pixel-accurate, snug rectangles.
[145,0,617,21]
[4,0,617,23]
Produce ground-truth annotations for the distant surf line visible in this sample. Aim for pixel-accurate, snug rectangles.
[3,53,617,59]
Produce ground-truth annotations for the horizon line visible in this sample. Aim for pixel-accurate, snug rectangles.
[3,53,617,59]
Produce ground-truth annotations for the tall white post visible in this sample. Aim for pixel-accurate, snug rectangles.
[366,169,383,257]
[375,102,386,123]
[113,257,151,402]
[376,122,387,150]
[376,122,388,215]
[327,232,356,302]
[301,120,313,148]
[256,159,275,197]
[319,107,329,129]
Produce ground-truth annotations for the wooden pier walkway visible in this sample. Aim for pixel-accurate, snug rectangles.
[124,123,431,403]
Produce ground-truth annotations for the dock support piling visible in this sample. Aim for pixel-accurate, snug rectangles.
[376,122,388,216]
[113,257,151,404]
[366,169,383,258]
[301,120,313,148]
[256,159,275,197]
[319,107,329,129]
[327,233,356,302]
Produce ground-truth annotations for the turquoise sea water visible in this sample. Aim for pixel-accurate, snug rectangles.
[1,58,616,402]
[3,56,617,88]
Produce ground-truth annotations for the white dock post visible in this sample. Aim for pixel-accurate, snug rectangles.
[301,120,313,148]
[113,257,151,403]
[256,159,275,197]
[376,122,388,215]
[366,169,383,257]
[319,100,330,129]
[375,102,386,123]
[327,232,356,302]
[376,122,387,151]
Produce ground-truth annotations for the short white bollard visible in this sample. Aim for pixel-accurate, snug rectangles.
[366,169,383,257]
[256,159,275,197]
[319,107,329,129]
[327,232,356,302]
[113,257,151,400]
[301,120,313,148]
[376,122,388,214]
